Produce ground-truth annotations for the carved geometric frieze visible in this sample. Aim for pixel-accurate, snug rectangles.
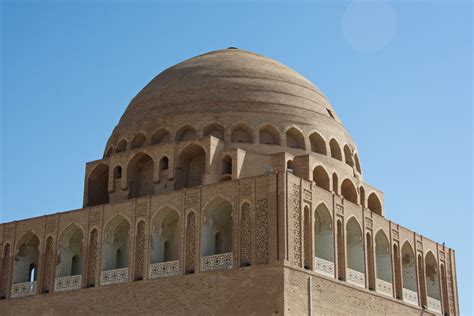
[416,240,423,251]
[303,189,312,202]
[365,218,373,229]
[136,202,148,216]
[392,229,399,240]
[89,210,101,225]
[45,219,57,234]
[184,189,199,207]
[336,204,344,215]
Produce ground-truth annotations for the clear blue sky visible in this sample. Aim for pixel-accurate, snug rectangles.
[1,0,472,313]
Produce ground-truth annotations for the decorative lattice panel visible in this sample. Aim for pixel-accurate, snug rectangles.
[0,244,11,298]
[240,203,252,267]
[347,268,365,288]
[41,237,54,293]
[315,257,334,277]
[291,183,302,267]
[100,268,128,286]
[201,253,233,272]
[427,297,442,314]
[403,288,419,305]
[87,229,98,287]
[134,221,145,280]
[149,261,179,279]
[11,281,36,298]
[256,199,269,264]
[185,212,197,273]
[54,275,81,292]
[376,278,393,297]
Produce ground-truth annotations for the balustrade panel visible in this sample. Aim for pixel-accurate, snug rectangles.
[314,257,334,278]
[201,253,233,272]
[100,268,128,286]
[376,278,393,297]
[54,275,82,292]
[403,288,419,306]
[149,261,179,279]
[11,281,36,298]
[346,268,365,288]
[427,297,441,314]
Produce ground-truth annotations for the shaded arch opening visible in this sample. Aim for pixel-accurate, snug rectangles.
[425,252,440,307]
[13,232,40,285]
[151,129,171,145]
[341,179,358,204]
[102,216,130,271]
[201,198,233,257]
[259,125,280,145]
[203,123,224,140]
[130,133,146,149]
[368,193,382,215]
[221,155,232,176]
[332,173,339,194]
[105,147,114,158]
[116,139,127,153]
[150,208,180,264]
[114,166,122,179]
[310,132,327,155]
[329,139,342,161]
[313,166,330,191]
[354,153,362,173]
[231,123,253,143]
[175,125,198,142]
[344,145,353,166]
[56,224,84,278]
[128,153,154,198]
[286,127,305,149]
[87,164,109,206]
[175,144,206,190]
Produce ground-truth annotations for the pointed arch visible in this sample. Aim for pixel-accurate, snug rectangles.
[329,139,342,161]
[368,193,382,215]
[425,251,441,309]
[259,124,280,145]
[150,207,180,264]
[175,125,198,142]
[130,133,147,149]
[203,123,225,140]
[87,163,109,206]
[13,231,40,285]
[341,178,358,204]
[343,145,353,166]
[346,217,365,287]
[401,241,418,304]
[102,215,131,272]
[231,122,253,143]
[309,131,327,155]
[375,230,392,295]
[151,128,171,145]
[286,127,305,150]
[127,153,154,198]
[313,166,330,191]
[175,143,206,190]
[314,203,334,277]
[201,197,233,257]
[221,155,232,176]
[56,224,84,278]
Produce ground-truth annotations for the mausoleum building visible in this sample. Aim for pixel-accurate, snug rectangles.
[0,48,459,315]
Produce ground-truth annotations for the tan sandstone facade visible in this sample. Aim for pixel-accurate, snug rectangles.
[0,49,459,315]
